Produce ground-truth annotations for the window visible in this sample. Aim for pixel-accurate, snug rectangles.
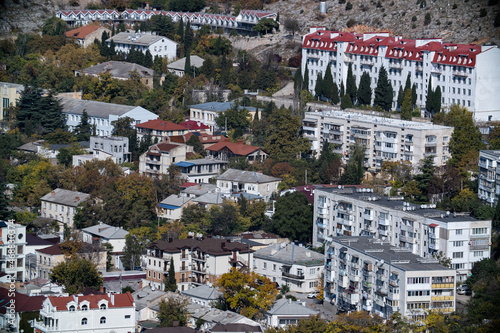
[263,262,267,270]
[455,229,463,235]
[310,268,316,275]
[453,241,464,247]
[452,252,464,259]
[69,305,75,311]
[100,317,106,324]
[125,315,131,319]
[453,263,465,270]
[81,305,88,311]
[273,264,276,271]
[473,251,483,257]
[100,304,106,310]
[81,318,88,325]
[472,228,488,235]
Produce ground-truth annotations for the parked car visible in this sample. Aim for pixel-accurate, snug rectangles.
[457,284,472,295]
[307,291,318,299]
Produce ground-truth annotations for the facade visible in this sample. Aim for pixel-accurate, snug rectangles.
[61,97,158,137]
[82,222,129,253]
[313,187,492,282]
[325,237,456,320]
[265,299,318,327]
[79,61,155,88]
[0,221,26,282]
[135,118,189,141]
[107,31,178,60]
[139,143,193,176]
[303,110,453,171]
[65,25,111,48]
[167,55,205,77]
[181,285,221,307]
[90,136,130,164]
[216,169,281,202]
[144,237,253,291]
[0,82,24,122]
[253,243,324,293]
[302,28,500,121]
[32,292,135,333]
[189,102,260,132]
[40,189,91,230]
[206,142,268,164]
[175,158,228,183]
[157,194,194,220]
[478,150,500,206]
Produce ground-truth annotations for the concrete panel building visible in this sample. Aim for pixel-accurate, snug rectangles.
[107,31,178,60]
[478,150,500,206]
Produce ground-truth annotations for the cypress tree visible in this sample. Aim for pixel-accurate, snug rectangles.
[357,72,372,106]
[164,258,177,292]
[184,50,192,76]
[184,20,194,53]
[346,63,357,103]
[340,81,345,97]
[411,83,417,109]
[341,93,353,109]
[397,86,404,109]
[144,50,153,68]
[294,66,303,91]
[323,64,334,101]
[434,85,442,114]
[404,73,411,93]
[332,82,340,105]
[373,66,393,111]
[303,63,309,91]
[315,72,324,98]
[425,78,434,114]
[401,89,413,121]
[177,18,184,40]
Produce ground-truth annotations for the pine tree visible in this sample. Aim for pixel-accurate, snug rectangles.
[332,82,340,104]
[401,89,413,121]
[75,110,92,141]
[322,64,334,101]
[411,83,417,109]
[397,86,404,109]
[373,66,393,111]
[346,63,357,103]
[425,78,434,114]
[164,258,177,292]
[357,72,372,106]
[315,72,324,98]
[303,64,309,91]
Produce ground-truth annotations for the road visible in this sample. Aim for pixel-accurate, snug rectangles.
[295,293,338,322]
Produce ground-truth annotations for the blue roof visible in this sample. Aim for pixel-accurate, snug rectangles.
[175,161,195,168]
[158,203,181,210]
[189,101,257,113]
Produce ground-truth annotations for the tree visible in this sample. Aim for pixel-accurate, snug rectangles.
[345,63,357,104]
[158,296,190,327]
[322,65,334,102]
[271,192,313,244]
[314,72,324,99]
[122,234,143,270]
[215,268,278,319]
[208,201,241,236]
[57,143,86,167]
[493,198,500,228]
[74,110,92,141]
[184,20,194,53]
[294,65,303,91]
[434,85,442,114]
[413,155,435,201]
[164,258,177,292]
[400,89,413,120]
[283,18,300,35]
[184,49,192,77]
[425,78,434,114]
[451,188,478,212]
[215,104,250,138]
[404,73,412,94]
[397,85,404,109]
[432,251,452,268]
[357,72,371,106]
[373,66,393,111]
[186,135,206,156]
[448,105,485,165]
[340,142,365,185]
[331,311,385,332]
[340,93,353,109]
[50,257,103,295]
[303,64,309,91]
[42,16,67,36]
[253,18,279,35]
[411,83,417,108]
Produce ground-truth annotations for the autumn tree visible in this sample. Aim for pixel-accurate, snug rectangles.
[50,257,103,294]
[215,268,278,319]
[158,296,190,327]
[448,105,485,166]
[487,122,500,149]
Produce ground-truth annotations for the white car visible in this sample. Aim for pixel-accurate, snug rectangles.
[307,291,318,299]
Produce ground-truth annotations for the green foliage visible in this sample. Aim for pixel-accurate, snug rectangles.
[373,66,393,111]
[303,64,309,91]
[215,103,250,138]
[186,135,206,156]
[400,89,413,120]
[340,93,353,109]
[345,63,357,103]
[322,65,334,102]
[169,0,205,12]
[432,251,452,268]
[331,82,340,104]
[271,192,313,243]
[158,296,190,327]
[283,18,300,35]
[480,8,487,17]
[50,257,103,294]
[208,201,242,236]
[493,198,500,228]
[314,72,324,98]
[57,143,86,167]
[164,258,177,292]
[357,72,371,106]
[122,286,135,293]
[448,105,485,165]
[227,156,251,171]
[122,234,144,270]
[424,13,432,25]
[74,110,92,141]
[413,155,435,201]
[345,1,353,10]
[253,18,279,35]
[340,142,365,185]
[42,16,68,36]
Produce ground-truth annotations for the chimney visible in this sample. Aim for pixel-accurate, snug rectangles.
[74,197,80,202]
[51,191,55,196]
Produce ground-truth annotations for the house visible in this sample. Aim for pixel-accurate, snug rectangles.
[181,183,217,199]
[0,287,45,332]
[179,120,210,133]
[139,143,193,176]
[132,286,177,322]
[167,55,205,76]
[75,136,130,166]
[265,298,318,328]
[216,169,281,202]
[79,61,156,88]
[144,237,253,291]
[0,221,26,282]
[107,30,178,60]
[82,222,129,253]
[18,140,90,164]
[181,285,221,307]
[65,25,111,48]
[61,97,158,137]
[313,186,492,282]
[253,243,324,293]
[325,237,456,320]
[40,188,90,231]
[0,82,24,122]
[192,192,227,209]
[206,142,268,164]
[25,233,60,280]
[175,158,228,184]
[31,292,136,333]
[478,150,500,206]
[157,194,194,220]
[186,303,262,333]
[189,102,260,132]
[210,323,262,333]
[136,118,189,141]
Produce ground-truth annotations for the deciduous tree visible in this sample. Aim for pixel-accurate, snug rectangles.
[448,105,485,166]
[158,296,190,327]
[50,257,103,294]
[271,192,312,244]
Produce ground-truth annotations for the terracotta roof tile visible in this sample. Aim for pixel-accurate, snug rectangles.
[47,292,134,311]
[136,119,187,131]
[65,25,104,39]
[0,287,45,314]
[206,142,263,156]
[36,243,63,256]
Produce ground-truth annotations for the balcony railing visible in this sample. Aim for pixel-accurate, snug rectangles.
[282,272,305,280]
[378,229,389,236]
[378,217,390,226]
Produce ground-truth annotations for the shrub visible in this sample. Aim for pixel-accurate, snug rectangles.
[339,0,346,4]
[480,8,487,17]
[345,2,353,10]
[452,4,457,9]
[436,20,441,25]
[376,1,382,8]
[347,18,356,27]
[424,13,431,25]
[412,16,417,22]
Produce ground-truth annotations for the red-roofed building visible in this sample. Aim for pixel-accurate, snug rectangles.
[206,142,268,163]
[135,119,189,141]
[139,142,194,176]
[31,292,135,332]
[65,25,111,48]
[0,287,45,331]
[302,28,500,121]
[179,120,210,133]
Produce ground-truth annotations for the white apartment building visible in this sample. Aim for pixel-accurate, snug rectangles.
[302,28,500,121]
[40,189,91,231]
[107,31,178,60]
[32,292,135,333]
[478,150,500,206]
[139,142,193,176]
[313,187,491,282]
[253,243,324,293]
[303,110,453,171]
[0,221,26,282]
[217,169,281,202]
[144,237,253,292]
[174,158,228,184]
[325,237,456,321]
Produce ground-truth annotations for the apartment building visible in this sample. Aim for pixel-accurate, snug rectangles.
[107,31,178,60]
[135,118,189,141]
[217,169,281,202]
[139,142,193,176]
[175,158,228,183]
[313,187,491,282]
[0,82,24,122]
[302,28,500,121]
[325,237,456,321]
[144,237,253,291]
[478,150,500,206]
[253,243,324,293]
[189,102,260,132]
[0,221,26,282]
[40,189,91,231]
[303,110,453,171]
[32,292,135,333]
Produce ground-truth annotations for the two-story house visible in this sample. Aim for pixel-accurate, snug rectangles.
[157,195,194,221]
[175,158,228,184]
[135,119,189,141]
[216,169,281,202]
[107,31,178,60]
[139,143,193,176]
[40,189,90,231]
[206,142,268,164]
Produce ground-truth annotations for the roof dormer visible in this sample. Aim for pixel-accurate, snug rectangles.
[80,300,90,311]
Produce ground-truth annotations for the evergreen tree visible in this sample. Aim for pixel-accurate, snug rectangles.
[411,83,417,108]
[164,258,177,292]
[404,73,411,93]
[303,64,309,91]
[177,18,184,40]
[109,40,116,57]
[332,82,340,105]
[425,78,434,114]
[340,142,365,185]
[314,72,324,98]
[144,50,153,68]
[340,81,345,97]
[373,66,393,111]
[75,110,92,141]
[397,86,404,109]
[401,89,413,121]
[40,91,65,134]
[434,85,442,115]
[184,20,194,53]
[0,182,12,220]
[493,198,500,228]
[357,72,372,106]
[346,63,357,103]
[322,64,334,101]
[340,93,353,109]
[294,66,303,91]
[184,50,192,76]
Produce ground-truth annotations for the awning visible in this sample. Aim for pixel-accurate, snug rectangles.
[175,161,195,168]
[429,223,438,227]
[158,203,181,210]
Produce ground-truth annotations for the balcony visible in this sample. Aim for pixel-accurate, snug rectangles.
[282,272,305,280]
[192,266,207,273]
[337,206,352,214]
[374,297,386,307]
[378,217,390,226]
[364,212,374,221]
[471,233,489,239]
[389,279,399,287]
[416,65,423,72]
[317,207,328,216]
[362,303,372,311]
[146,158,161,164]
[453,70,468,77]
[361,59,374,66]
[429,242,439,250]
[363,281,373,288]
[431,283,454,289]
[430,66,442,73]
[344,56,354,63]
[431,295,454,301]
[339,269,347,276]
[32,320,58,332]
[429,232,436,239]
[389,62,403,69]
[316,221,327,229]
[378,229,389,236]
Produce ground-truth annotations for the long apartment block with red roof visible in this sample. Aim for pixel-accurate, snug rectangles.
[302,27,500,121]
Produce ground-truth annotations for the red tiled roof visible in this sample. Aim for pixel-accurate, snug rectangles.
[65,25,103,39]
[181,182,198,188]
[36,243,63,256]
[179,120,210,131]
[0,287,45,314]
[429,223,439,228]
[136,119,187,131]
[155,142,181,152]
[206,142,262,156]
[47,292,134,311]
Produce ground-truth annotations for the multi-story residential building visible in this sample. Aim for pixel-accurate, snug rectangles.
[0,221,26,282]
[325,237,456,320]
[174,158,228,183]
[135,118,189,141]
[217,169,281,202]
[302,28,500,121]
[189,102,260,132]
[90,136,131,164]
[303,110,453,171]
[0,82,24,122]
[82,222,129,253]
[40,189,91,231]
[144,237,253,291]
[32,292,135,333]
[61,97,158,137]
[65,25,111,48]
[139,142,193,176]
[253,243,324,293]
[206,141,269,164]
[478,150,500,206]
[313,187,491,282]
[107,31,178,60]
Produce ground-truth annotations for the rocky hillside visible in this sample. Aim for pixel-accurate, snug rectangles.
[267,0,500,46]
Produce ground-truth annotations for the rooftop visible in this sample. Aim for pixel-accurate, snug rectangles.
[107,31,177,47]
[159,194,192,209]
[36,243,63,256]
[189,101,257,113]
[206,141,264,156]
[82,222,129,239]
[181,183,217,196]
[48,292,134,310]
[65,25,106,39]
[167,55,205,71]
[0,287,45,314]
[267,298,318,316]
[181,285,221,300]
[254,243,324,267]
[217,169,281,184]
[60,97,152,118]
[82,61,154,78]
[175,158,228,167]
[192,192,226,205]
[26,233,58,247]
[40,188,90,207]
[136,118,187,131]
[148,237,252,256]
